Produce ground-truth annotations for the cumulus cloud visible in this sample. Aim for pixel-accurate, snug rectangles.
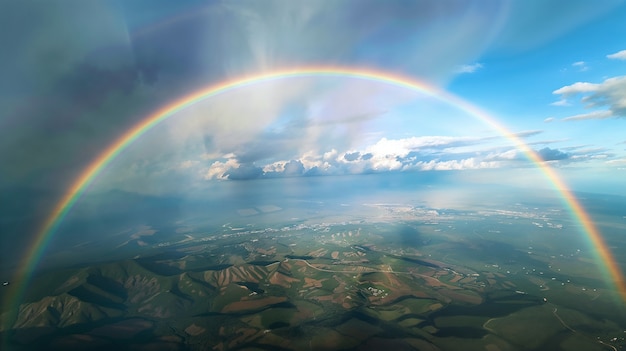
[283,160,305,176]
[455,63,483,74]
[199,130,586,182]
[204,159,239,180]
[553,75,626,120]
[607,49,626,60]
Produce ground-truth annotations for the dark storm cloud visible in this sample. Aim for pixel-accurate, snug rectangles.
[0,5,158,192]
[61,62,140,107]
[0,0,518,193]
[537,147,569,161]
[2,0,611,262]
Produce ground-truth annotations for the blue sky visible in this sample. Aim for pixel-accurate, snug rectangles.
[444,3,626,192]
[1,0,626,204]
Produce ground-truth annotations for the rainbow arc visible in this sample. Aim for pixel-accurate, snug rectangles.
[4,67,624,321]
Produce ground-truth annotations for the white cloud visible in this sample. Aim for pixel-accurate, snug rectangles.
[204,158,239,180]
[323,149,338,161]
[553,75,626,120]
[416,158,499,171]
[572,61,588,71]
[590,154,608,159]
[366,136,476,156]
[485,149,520,161]
[606,158,626,165]
[544,117,555,123]
[198,132,576,181]
[456,63,483,74]
[300,151,330,171]
[553,82,599,95]
[607,49,626,60]
[513,130,543,138]
[262,161,286,173]
[527,138,569,146]
[359,135,480,171]
[164,129,604,186]
[562,110,613,121]
[550,99,570,106]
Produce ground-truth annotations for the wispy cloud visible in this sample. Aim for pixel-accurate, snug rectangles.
[414,158,499,171]
[572,61,588,71]
[527,138,568,145]
[606,158,626,165]
[550,99,570,106]
[455,63,483,74]
[513,130,543,138]
[562,110,613,121]
[553,81,599,95]
[544,117,555,123]
[607,49,626,60]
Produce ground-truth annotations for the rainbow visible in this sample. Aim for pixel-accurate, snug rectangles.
[4,67,625,319]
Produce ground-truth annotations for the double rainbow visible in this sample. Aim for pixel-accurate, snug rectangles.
[5,67,625,320]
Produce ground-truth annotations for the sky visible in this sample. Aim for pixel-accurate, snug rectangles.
[1,0,626,257]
